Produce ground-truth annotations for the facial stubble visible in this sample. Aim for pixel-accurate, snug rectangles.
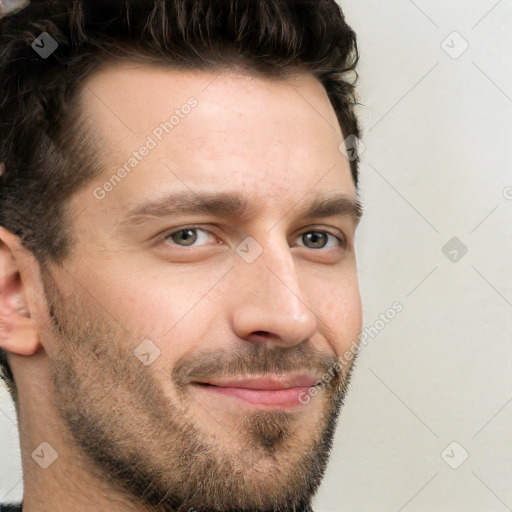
[42,273,358,512]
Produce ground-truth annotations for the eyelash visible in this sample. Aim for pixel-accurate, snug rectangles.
[158,225,347,250]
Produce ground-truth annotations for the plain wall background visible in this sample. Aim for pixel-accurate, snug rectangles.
[1,0,511,510]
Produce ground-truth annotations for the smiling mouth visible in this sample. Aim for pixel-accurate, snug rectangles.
[191,374,319,409]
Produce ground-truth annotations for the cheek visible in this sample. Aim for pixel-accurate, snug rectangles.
[71,258,213,327]
[113,269,224,362]
[314,274,362,356]
[59,261,214,369]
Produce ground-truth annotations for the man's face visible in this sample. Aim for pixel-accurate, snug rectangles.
[41,63,363,511]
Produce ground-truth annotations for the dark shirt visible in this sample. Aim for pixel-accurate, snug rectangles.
[0,503,314,511]
[0,502,314,511]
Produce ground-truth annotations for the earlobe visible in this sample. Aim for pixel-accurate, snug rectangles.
[0,227,42,357]
[0,314,41,356]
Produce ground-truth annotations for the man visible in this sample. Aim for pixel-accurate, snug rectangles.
[0,1,364,510]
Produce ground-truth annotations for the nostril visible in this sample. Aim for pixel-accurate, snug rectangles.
[252,331,275,342]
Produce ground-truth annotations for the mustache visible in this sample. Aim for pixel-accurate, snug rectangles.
[171,344,340,387]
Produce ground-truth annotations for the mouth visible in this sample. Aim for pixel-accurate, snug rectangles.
[190,374,319,409]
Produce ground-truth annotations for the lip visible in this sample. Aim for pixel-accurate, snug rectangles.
[191,374,319,408]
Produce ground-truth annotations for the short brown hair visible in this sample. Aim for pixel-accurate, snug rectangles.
[0,0,361,399]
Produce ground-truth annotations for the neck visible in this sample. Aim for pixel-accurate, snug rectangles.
[14,368,142,512]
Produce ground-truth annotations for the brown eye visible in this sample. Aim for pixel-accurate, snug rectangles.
[168,229,198,246]
[299,230,346,250]
[163,228,214,247]
[302,232,328,249]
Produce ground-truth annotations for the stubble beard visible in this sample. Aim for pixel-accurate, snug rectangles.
[43,275,358,512]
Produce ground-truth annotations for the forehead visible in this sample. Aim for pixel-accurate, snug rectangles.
[79,62,344,155]
[79,61,340,127]
[74,62,355,223]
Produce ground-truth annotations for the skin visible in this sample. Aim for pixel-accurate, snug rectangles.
[0,63,363,511]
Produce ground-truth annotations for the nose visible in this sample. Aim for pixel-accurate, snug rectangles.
[230,239,318,349]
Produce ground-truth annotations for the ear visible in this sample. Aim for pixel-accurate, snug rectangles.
[0,227,42,356]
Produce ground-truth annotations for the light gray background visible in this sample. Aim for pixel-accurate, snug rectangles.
[1,0,511,510]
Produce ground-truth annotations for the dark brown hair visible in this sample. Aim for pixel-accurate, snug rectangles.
[0,0,361,399]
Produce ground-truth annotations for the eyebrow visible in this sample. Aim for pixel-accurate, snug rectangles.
[116,191,363,230]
